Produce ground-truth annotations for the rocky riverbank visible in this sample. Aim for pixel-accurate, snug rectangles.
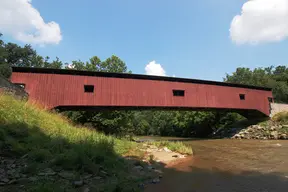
[0,143,190,191]
[214,120,288,140]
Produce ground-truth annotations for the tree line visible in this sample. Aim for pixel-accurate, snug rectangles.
[1,34,288,137]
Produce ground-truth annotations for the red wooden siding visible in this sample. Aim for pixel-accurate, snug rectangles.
[11,71,273,116]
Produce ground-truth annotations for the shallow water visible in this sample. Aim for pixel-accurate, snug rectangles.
[144,137,288,192]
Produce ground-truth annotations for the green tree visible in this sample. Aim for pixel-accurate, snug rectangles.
[0,33,11,78]
[0,63,12,79]
[4,43,36,67]
[224,66,288,103]
[49,57,63,69]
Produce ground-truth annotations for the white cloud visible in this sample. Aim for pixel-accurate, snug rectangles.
[230,0,288,45]
[145,60,166,76]
[0,0,62,45]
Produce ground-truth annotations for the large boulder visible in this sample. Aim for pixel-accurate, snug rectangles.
[0,75,28,100]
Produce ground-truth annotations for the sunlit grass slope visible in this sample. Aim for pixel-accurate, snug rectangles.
[0,94,143,191]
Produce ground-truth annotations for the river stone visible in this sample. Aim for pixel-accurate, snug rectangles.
[17,178,29,184]
[28,177,38,182]
[149,145,158,149]
[146,148,156,153]
[8,179,16,184]
[172,154,178,158]
[83,188,90,192]
[100,170,108,175]
[1,178,9,183]
[20,174,27,178]
[58,171,75,180]
[270,131,278,139]
[233,134,240,139]
[7,169,15,176]
[21,154,28,159]
[270,126,276,131]
[152,178,160,184]
[38,168,56,176]
[154,169,163,174]
[134,165,144,171]
[247,128,253,132]
[14,173,20,179]
[147,165,154,170]
[83,174,93,179]
[73,180,83,187]
[257,126,263,130]
[138,183,145,189]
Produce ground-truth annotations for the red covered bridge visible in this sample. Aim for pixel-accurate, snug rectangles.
[10,67,273,119]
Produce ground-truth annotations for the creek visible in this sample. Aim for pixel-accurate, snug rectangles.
[142,137,288,192]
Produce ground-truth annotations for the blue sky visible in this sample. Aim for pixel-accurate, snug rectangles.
[1,0,288,81]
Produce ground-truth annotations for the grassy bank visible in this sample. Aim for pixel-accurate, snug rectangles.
[0,94,143,191]
[0,94,193,191]
[147,141,193,155]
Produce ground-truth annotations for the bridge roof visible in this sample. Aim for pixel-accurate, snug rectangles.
[12,67,272,91]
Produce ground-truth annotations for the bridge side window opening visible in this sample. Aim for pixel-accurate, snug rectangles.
[84,85,94,93]
[173,90,185,97]
[239,94,245,100]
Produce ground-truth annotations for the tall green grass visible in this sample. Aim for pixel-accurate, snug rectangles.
[0,94,136,162]
[0,94,142,191]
